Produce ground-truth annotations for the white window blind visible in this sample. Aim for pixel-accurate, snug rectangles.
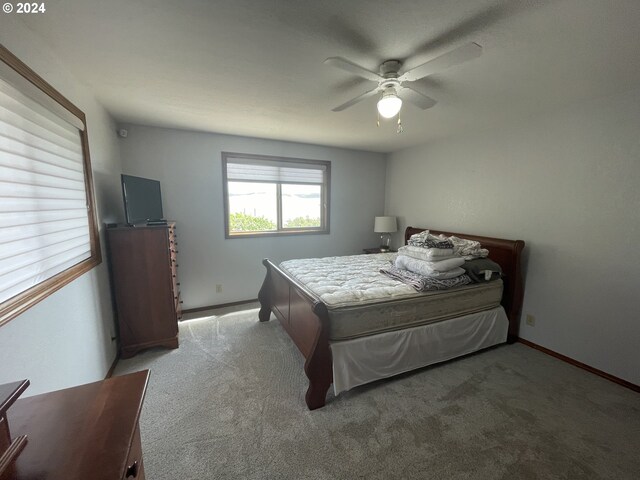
[0,70,91,305]
[226,158,326,184]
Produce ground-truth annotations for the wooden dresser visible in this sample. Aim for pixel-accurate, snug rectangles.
[107,223,181,358]
[1,370,149,480]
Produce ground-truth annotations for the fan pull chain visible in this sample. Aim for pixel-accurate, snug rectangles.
[376,110,380,128]
[397,113,403,134]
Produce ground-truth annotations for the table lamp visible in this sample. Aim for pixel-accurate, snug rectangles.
[374,216,397,252]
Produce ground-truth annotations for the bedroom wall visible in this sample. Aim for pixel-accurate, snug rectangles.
[385,86,640,385]
[0,19,123,395]
[118,125,387,309]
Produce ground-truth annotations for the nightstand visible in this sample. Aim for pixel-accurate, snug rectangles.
[363,248,397,254]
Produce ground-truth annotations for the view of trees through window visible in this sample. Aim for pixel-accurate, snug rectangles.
[228,182,321,233]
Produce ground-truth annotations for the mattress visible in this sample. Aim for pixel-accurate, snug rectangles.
[280,253,418,307]
[279,253,503,341]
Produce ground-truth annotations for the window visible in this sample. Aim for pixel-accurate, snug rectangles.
[0,45,101,326]
[222,153,330,238]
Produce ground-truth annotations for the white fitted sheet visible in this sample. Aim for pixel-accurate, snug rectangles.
[330,306,508,395]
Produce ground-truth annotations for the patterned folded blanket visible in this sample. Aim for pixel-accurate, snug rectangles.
[380,265,472,292]
[408,230,490,260]
[408,231,454,249]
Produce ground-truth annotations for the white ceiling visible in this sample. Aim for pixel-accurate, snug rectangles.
[17,0,640,153]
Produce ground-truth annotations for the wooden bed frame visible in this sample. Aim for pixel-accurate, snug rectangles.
[258,226,525,410]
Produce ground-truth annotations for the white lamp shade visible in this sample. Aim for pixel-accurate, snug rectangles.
[374,216,397,233]
[377,95,402,118]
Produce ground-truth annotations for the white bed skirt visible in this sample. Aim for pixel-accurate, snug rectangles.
[330,306,509,395]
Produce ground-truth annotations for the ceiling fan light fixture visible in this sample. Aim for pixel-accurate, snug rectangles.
[377,90,402,118]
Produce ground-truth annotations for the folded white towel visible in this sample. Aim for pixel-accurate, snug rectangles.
[397,245,455,261]
[396,254,465,272]
[426,256,465,271]
[395,255,465,279]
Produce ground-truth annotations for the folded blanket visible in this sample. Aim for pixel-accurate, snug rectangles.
[398,245,454,261]
[380,265,472,292]
[395,255,465,279]
[408,231,454,249]
[462,258,502,283]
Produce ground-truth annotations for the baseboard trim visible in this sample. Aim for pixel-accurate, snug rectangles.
[182,299,258,315]
[105,352,119,379]
[518,338,639,393]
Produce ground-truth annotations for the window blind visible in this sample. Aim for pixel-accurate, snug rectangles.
[0,74,91,305]
[226,158,326,184]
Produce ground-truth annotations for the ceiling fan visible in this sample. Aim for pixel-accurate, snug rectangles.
[324,42,482,130]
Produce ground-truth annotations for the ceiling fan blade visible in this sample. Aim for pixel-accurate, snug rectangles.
[398,87,437,110]
[399,42,482,82]
[324,57,382,82]
[331,87,379,112]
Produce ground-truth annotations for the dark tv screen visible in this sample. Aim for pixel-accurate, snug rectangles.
[121,174,164,224]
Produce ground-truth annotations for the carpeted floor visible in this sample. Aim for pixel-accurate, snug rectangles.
[114,304,640,480]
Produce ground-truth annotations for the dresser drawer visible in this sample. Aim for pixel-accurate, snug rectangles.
[123,425,145,480]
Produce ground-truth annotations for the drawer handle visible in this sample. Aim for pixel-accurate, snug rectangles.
[125,460,139,478]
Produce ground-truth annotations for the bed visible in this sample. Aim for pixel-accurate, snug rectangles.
[258,226,525,409]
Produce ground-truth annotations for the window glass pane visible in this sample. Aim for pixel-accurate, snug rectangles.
[228,181,277,232]
[223,153,330,237]
[282,184,321,229]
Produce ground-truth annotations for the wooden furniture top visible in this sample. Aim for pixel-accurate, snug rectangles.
[0,380,29,478]
[107,222,175,230]
[0,381,29,418]
[5,370,149,480]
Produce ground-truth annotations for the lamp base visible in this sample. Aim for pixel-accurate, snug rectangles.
[380,233,391,250]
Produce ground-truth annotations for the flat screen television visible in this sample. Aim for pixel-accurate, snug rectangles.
[121,174,164,225]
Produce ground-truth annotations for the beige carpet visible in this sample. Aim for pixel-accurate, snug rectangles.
[115,304,640,479]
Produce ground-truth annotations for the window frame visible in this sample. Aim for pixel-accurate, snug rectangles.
[0,44,101,327]
[222,152,331,239]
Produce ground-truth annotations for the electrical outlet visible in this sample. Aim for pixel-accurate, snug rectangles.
[526,314,535,326]
[216,284,222,293]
